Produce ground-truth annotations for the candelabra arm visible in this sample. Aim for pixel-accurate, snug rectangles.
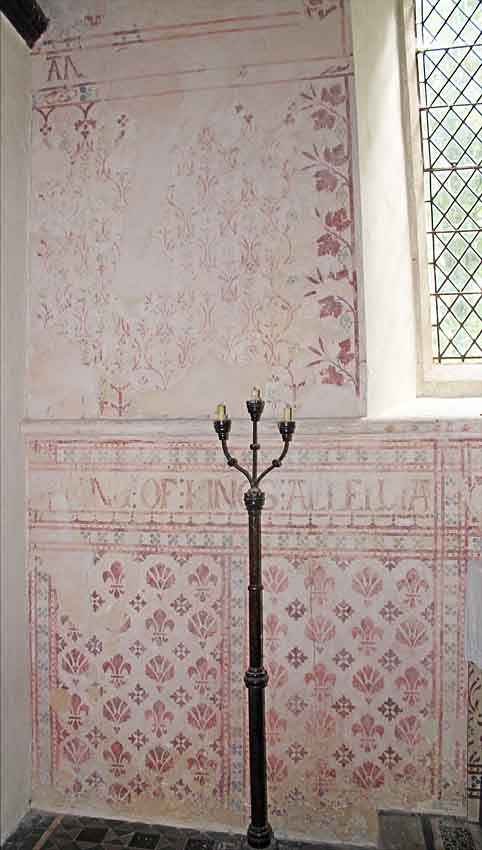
[214,420,253,484]
[220,439,253,485]
[256,442,290,487]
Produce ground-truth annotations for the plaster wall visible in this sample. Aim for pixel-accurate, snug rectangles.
[29,0,365,420]
[26,420,482,845]
[0,14,31,842]
[351,0,417,417]
[25,0,482,845]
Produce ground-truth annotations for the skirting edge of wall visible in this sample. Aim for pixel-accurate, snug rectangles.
[21,416,482,440]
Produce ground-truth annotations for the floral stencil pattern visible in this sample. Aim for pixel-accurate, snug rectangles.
[29,0,363,418]
[28,427,481,842]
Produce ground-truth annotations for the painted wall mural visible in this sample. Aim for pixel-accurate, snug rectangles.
[29,0,364,419]
[26,0,482,842]
[27,422,482,843]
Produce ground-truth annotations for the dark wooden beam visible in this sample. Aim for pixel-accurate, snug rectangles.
[1,0,48,48]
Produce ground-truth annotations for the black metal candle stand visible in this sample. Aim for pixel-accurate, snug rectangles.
[214,399,295,850]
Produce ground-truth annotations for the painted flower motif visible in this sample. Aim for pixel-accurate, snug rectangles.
[86,726,106,749]
[103,697,131,729]
[107,783,131,804]
[317,232,341,257]
[128,773,149,797]
[128,729,148,751]
[188,610,218,648]
[315,169,337,192]
[395,716,423,749]
[304,563,335,604]
[267,754,288,784]
[102,560,125,598]
[352,714,384,753]
[321,365,345,385]
[103,741,132,777]
[352,761,385,790]
[62,649,90,679]
[396,567,430,608]
[352,665,384,704]
[86,634,103,656]
[187,749,216,785]
[325,207,350,231]
[321,83,346,107]
[304,663,336,702]
[264,563,289,596]
[378,698,403,722]
[318,295,344,319]
[267,662,289,690]
[186,703,218,737]
[145,700,174,738]
[304,0,338,20]
[285,598,306,620]
[266,709,287,746]
[146,608,175,646]
[324,143,347,166]
[352,617,383,656]
[145,655,175,688]
[395,666,428,706]
[188,563,218,601]
[145,746,174,776]
[146,562,175,593]
[171,733,192,755]
[305,708,336,740]
[102,654,131,688]
[287,742,308,764]
[67,693,89,730]
[352,567,383,604]
[312,108,336,130]
[187,657,217,696]
[334,744,354,767]
[395,619,429,649]
[265,614,288,651]
[305,615,336,650]
[332,695,354,718]
[63,737,91,771]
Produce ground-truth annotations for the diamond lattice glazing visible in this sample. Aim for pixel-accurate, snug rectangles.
[416,0,482,362]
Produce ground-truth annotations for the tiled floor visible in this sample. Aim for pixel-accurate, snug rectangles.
[1,810,481,850]
[0,812,369,850]
[378,811,482,850]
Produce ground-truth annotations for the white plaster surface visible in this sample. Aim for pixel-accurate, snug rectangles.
[352,0,418,416]
[0,13,31,842]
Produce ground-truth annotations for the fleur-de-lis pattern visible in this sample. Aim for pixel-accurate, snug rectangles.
[27,428,480,843]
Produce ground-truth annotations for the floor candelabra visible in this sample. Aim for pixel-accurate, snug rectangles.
[214,390,296,850]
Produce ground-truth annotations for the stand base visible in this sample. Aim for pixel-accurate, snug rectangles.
[246,824,276,850]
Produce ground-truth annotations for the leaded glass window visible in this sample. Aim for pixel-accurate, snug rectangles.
[415,0,482,363]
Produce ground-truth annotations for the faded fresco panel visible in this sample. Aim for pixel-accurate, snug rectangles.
[29,0,365,419]
[27,424,482,844]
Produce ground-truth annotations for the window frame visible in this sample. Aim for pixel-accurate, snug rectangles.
[400,0,482,397]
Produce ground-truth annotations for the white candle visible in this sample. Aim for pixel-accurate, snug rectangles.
[252,387,262,400]
[282,405,293,422]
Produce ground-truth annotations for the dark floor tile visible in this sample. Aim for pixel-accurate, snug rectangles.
[77,828,108,844]
[212,838,242,850]
[128,834,160,850]
[379,812,426,850]
[432,816,482,850]
[184,839,215,850]
[7,834,47,850]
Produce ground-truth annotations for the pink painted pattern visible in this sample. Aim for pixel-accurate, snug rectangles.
[29,0,363,418]
[27,429,480,841]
